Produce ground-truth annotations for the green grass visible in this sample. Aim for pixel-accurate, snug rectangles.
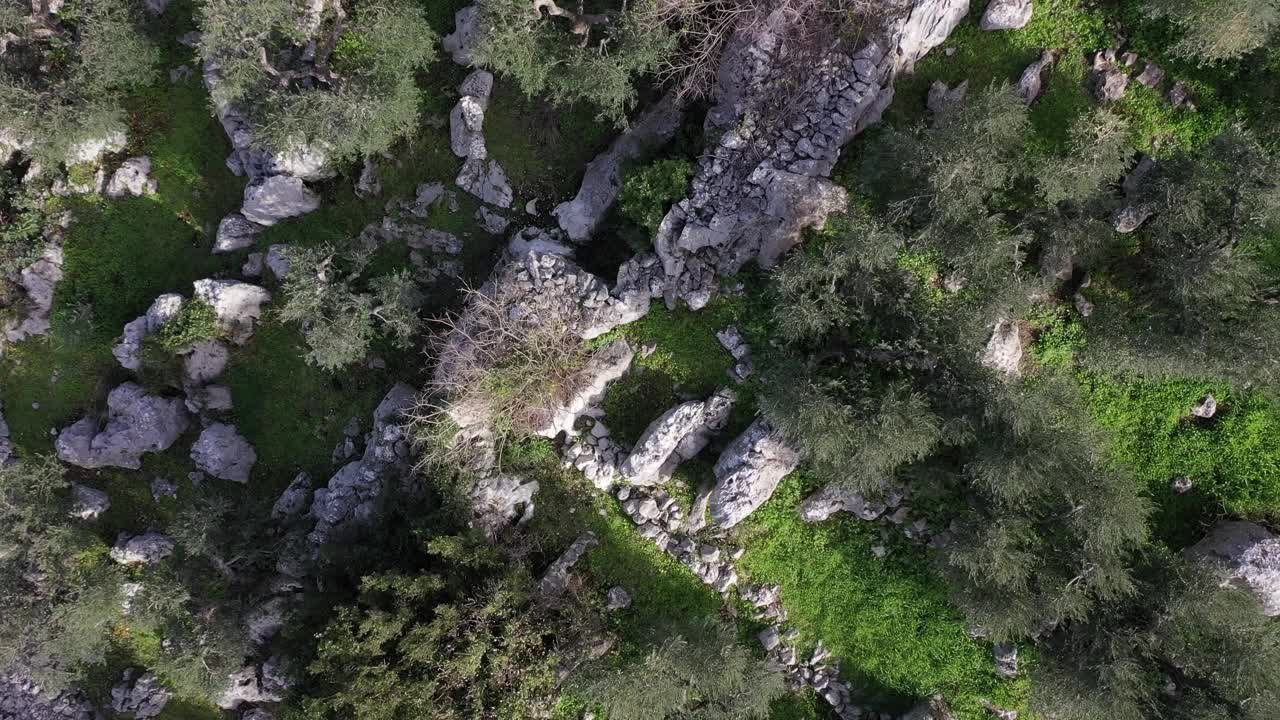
[736,474,1029,720]
[1085,374,1280,547]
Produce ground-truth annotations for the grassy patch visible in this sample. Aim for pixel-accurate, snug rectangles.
[736,474,1029,719]
[1085,374,1280,546]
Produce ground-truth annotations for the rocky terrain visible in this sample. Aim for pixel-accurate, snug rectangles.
[2,1,1278,720]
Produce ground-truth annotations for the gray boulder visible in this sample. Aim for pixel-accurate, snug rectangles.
[1188,521,1280,616]
[184,385,234,414]
[456,157,513,208]
[241,176,320,225]
[1094,67,1129,103]
[56,383,190,470]
[606,586,632,610]
[190,423,257,482]
[144,0,171,15]
[926,79,968,114]
[110,532,175,565]
[450,70,493,160]
[1113,205,1153,234]
[709,419,802,527]
[980,319,1030,379]
[980,0,1033,31]
[1018,49,1056,104]
[216,665,283,710]
[2,243,64,344]
[183,340,229,385]
[442,5,482,65]
[994,642,1019,678]
[105,157,158,198]
[265,244,292,279]
[242,252,264,277]
[472,473,539,538]
[799,483,892,522]
[192,279,271,344]
[214,213,264,253]
[355,156,382,198]
[110,670,169,719]
[539,531,599,595]
[70,484,111,520]
[1137,61,1165,88]
[620,389,735,485]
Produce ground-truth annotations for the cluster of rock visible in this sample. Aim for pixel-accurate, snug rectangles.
[758,623,864,719]
[202,62,330,254]
[357,182,466,283]
[650,1,967,309]
[1091,48,1196,110]
[0,672,100,720]
[449,70,513,208]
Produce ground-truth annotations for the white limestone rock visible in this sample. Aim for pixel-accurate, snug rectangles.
[241,176,320,226]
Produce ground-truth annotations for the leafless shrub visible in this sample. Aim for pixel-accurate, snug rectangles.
[409,283,590,471]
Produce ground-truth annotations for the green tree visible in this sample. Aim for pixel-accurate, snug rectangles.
[473,0,677,123]
[582,619,786,720]
[0,0,159,165]
[1143,0,1280,62]
[277,244,423,370]
[198,0,437,161]
[1034,551,1280,720]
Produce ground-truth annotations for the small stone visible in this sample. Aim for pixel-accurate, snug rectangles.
[606,586,632,610]
[1172,476,1194,495]
[150,477,177,501]
[870,545,887,558]
[1191,394,1217,419]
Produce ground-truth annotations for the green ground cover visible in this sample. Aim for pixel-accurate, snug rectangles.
[737,474,1029,720]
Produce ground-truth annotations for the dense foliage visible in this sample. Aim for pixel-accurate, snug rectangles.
[198,0,437,161]
[0,0,158,165]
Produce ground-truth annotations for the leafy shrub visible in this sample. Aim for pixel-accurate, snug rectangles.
[1143,0,1280,62]
[619,158,694,235]
[156,300,221,353]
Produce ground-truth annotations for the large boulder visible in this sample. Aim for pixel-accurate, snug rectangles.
[3,243,64,344]
[241,176,320,226]
[190,423,257,482]
[104,157,158,198]
[56,383,190,470]
[456,157,513,208]
[980,0,1033,31]
[620,389,735,485]
[1188,521,1280,616]
[109,532,175,565]
[709,419,802,527]
[183,340,229,385]
[192,279,271,344]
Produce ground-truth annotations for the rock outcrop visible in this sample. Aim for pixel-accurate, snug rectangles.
[110,670,169,719]
[190,423,257,483]
[449,70,513,208]
[652,2,968,309]
[553,93,686,242]
[307,384,416,548]
[0,672,100,720]
[1188,521,1280,616]
[112,293,185,371]
[539,531,599,595]
[56,383,190,470]
[980,319,1030,379]
[709,419,802,527]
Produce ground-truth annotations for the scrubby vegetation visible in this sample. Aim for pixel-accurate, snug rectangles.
[1,2,1278,720]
